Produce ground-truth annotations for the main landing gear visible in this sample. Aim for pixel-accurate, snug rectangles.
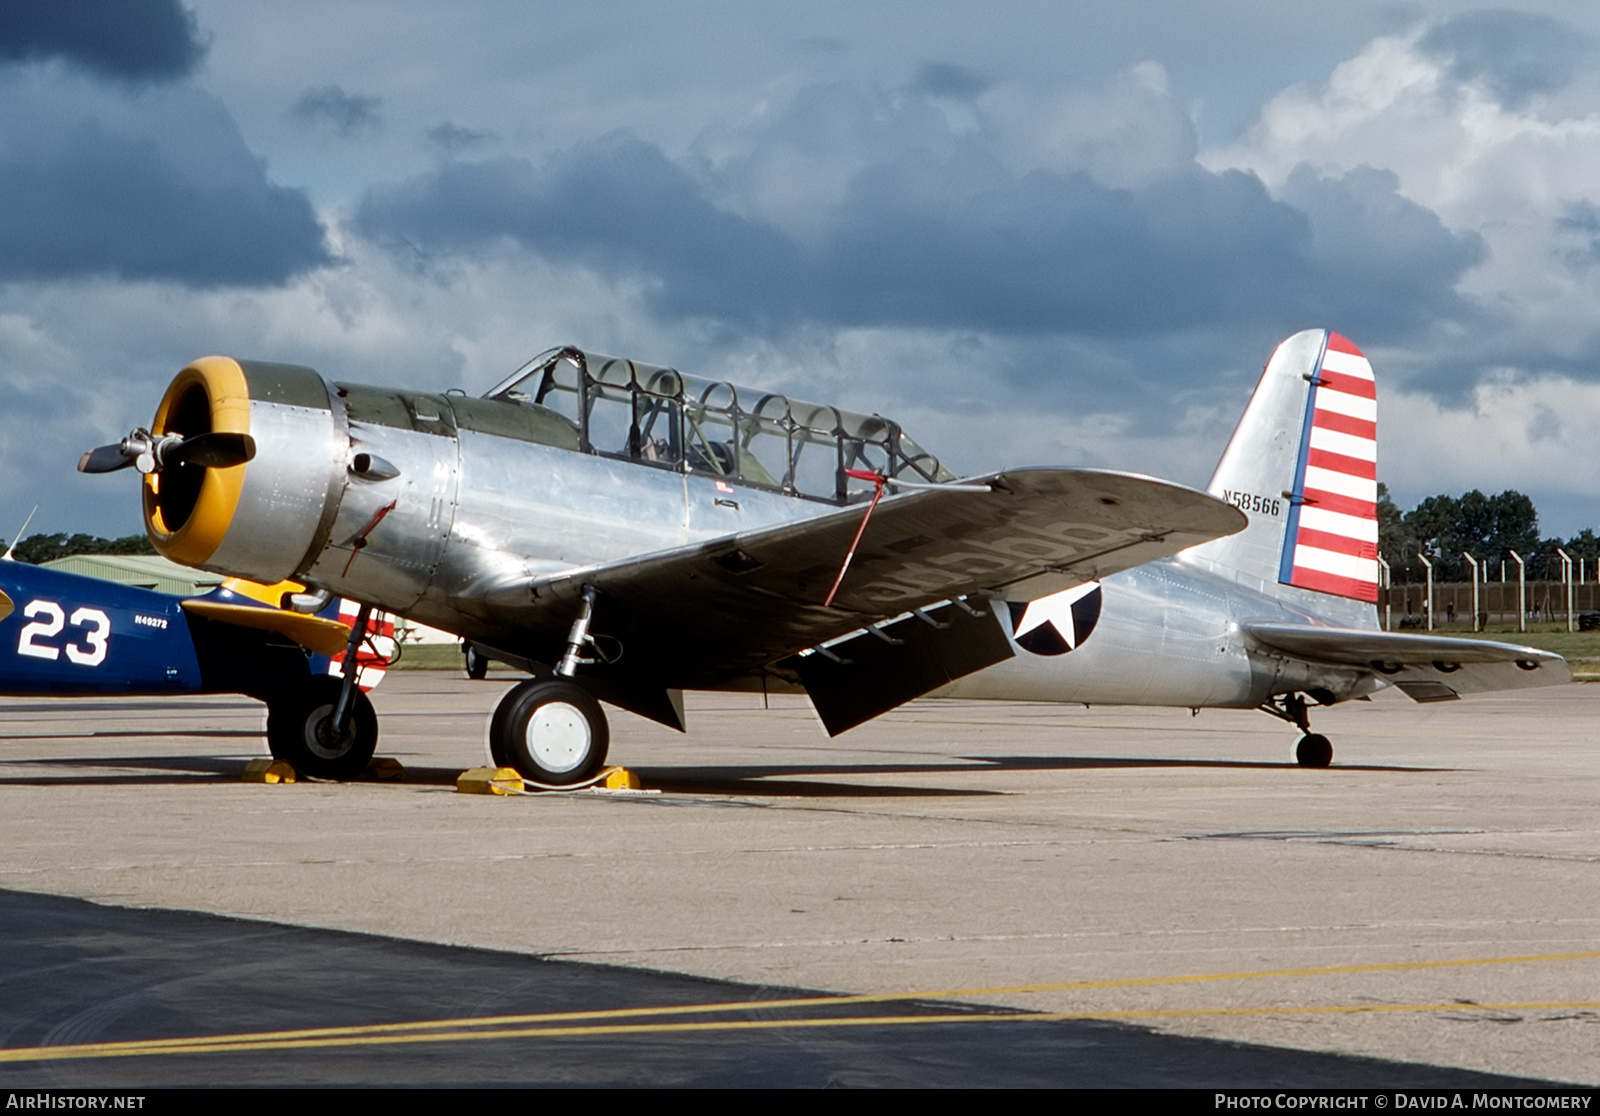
[487,585,612,785]
[489,678,610,784]
[1260,692,1334,768]
[264,601,380,780]
[266,676,379,779]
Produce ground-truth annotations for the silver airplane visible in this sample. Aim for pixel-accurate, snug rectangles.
[79,329,1565,781]
[938,328,1568,764]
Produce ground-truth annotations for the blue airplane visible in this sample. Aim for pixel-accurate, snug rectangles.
[0,558,386,777]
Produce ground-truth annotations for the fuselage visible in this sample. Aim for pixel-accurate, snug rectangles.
[941,554,1385,710]
[0,560,204,696]
[0,560,351,700]
[140,353,950,664]
[133,352,1384,708]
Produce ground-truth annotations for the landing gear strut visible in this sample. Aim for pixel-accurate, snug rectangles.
[489,585,612,784]
[1259,692,1334,768]
[266,676,378,779]
[265,600,380,779]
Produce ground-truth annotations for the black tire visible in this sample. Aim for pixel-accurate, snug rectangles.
[266,677,379,780]
[464,643,489,680]
[493,679,609,785]
[1296,733,1333,768]
[487,682,515,768]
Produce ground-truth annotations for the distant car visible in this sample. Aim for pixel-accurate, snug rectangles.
[1579,612,1600,632]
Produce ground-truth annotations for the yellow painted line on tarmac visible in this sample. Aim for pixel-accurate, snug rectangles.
[4,1001,1599,1065]
[3,950,1597,1065]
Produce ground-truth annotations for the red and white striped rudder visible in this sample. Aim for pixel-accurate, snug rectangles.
[1278,332,1379,602]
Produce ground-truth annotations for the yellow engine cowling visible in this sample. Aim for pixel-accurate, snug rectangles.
[142,356,345,584]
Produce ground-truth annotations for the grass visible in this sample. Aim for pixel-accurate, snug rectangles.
[1384,621,1600,659]
[388,642,468,672]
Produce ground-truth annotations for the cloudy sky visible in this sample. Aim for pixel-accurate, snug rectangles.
[5,0,1600,540]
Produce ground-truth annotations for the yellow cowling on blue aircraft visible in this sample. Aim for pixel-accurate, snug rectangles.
[0,559,390,778]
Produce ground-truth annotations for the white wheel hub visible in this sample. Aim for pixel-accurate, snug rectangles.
[525,701,591,773]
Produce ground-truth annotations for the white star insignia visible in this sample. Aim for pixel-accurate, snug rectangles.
[1014,581,1100,649]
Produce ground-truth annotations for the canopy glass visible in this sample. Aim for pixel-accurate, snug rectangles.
[485,347,955,503]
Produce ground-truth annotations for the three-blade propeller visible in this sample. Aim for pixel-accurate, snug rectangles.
[77,429,256,475]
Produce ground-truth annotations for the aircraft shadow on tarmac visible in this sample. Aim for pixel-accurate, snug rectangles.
[0,753,254,786]
[0,887,1554,1089]
[0,751,1449,792]
[629,754,1449,798]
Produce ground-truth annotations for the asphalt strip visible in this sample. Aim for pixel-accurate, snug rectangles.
[0,888,1553,1089]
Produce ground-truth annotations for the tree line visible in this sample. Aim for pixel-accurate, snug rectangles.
[2,533,157,565]
[1380,485,1594,583]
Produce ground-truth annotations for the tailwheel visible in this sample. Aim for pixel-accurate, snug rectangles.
[463,642,489,680]
[492,678,609,785]
[265,677,379,780]
[1296,733,1333,768]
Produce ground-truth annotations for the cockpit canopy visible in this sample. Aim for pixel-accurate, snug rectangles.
[485,347,955,504]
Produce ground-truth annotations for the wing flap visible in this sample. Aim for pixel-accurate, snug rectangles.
[1243,622,1571,698]
[785,597,1015,736]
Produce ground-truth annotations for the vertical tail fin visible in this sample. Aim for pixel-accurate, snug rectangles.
[1279,332,1379,600]
[1186,329,1379,623]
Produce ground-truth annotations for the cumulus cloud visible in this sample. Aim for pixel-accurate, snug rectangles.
[0,74,332,286]
[1383,375,1600,537]
[427,121,493,154]
[1275,164,1484,334]
[291,84,384,137]
[911,62,989,101]
[355,80,1482,345]
[1556,201,1600,269]
[1205,17,1600,399]
[1417,10,1589,108]
[0,0,205,83]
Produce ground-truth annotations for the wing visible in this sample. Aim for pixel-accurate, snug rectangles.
[1243,622,1571,701]
[180,599,353,656]
[467,467,1245,690]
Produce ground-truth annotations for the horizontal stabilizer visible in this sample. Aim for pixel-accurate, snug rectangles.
[181,599,353,656]
[1243,622,1570,698]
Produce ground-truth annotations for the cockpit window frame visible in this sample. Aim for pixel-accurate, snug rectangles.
[484,346,956,504]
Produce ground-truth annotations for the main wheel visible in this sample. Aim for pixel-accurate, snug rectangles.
[266,677,379,780]
[492,679,609,785]
[1295,733,1333,768]
[463,642,489,680]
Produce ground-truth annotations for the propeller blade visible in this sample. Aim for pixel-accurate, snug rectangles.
[77,444,137,474]
[168,432,256,470]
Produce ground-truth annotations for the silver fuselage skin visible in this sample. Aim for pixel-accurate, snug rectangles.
[182,379,857,642]
[941,556,1382,710]
[213,380,1373,710]
[150,352,1381,713]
